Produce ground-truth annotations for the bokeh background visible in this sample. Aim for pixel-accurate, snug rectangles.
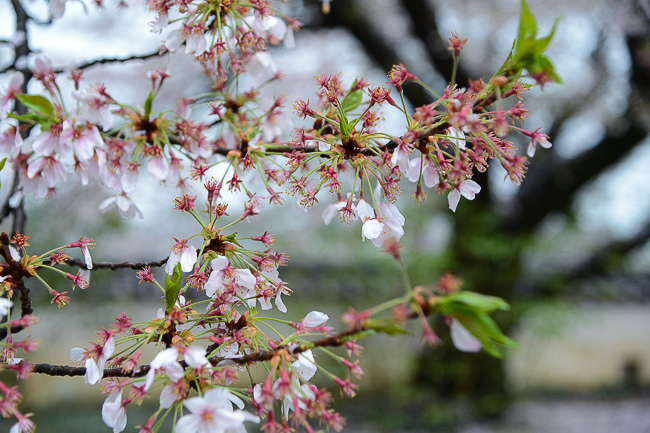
[1,0,650,431]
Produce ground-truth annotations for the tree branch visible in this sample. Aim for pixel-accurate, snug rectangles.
[62,256,169,271]
[26,303,428,379]
[56,50,164,73]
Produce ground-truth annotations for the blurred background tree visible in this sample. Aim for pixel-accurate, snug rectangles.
[281,0,650,429]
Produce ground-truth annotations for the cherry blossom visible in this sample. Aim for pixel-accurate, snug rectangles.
[145,345,209,390]
[70,334,114,385]
[355,198,405,248]
[60,121,103,162]
[523,127,552,157]
[72,87,114,130]
[175,388,259,433]
[0,72,23,119]
[204,257,256,300]
[448,179,481,212]
[406,156,440,188]
[165,240,198,275]
[291,350,317,381]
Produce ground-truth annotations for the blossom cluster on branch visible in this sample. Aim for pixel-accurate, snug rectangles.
[0,0,559,431]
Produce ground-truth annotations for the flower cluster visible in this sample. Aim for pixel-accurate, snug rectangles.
[0,0,559,431]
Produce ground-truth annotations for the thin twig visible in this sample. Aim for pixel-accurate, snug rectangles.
[56,50,164,73]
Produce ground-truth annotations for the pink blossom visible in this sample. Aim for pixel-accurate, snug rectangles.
[147,153,168,180]
[175,388,259,433]
[406,156,439,188]
[204,257,256,300]
[27,155,67,188]
[70,335,114,385]
[257,267,287,313]
[165,240,198,275]
[165,24,207,57]
[145,345,209,390]
[32,124,67,156]
[72,87,114,130]
[61,121,103,162]
[523,127,552,157]
[390,139,413,172]
[448,179,481,212]
[0,72,23,119]
[355,198,405,247]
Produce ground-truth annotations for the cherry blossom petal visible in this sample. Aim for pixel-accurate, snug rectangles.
[448,188,461,212]
[102,390,127,433]
[450,319,482,353]
[302,311,329,327]
[185,345,210,369]
[292,350,316,381]
[0,298,13,318]
[159,383,177,409]
[361,219,383,241]
[84,358,101,385]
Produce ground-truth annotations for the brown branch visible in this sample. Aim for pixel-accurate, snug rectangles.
[25,328,361,379]
[0,232,33,340]
[25,304,427,379]
[56,51,164,73]
[62,256,169,271]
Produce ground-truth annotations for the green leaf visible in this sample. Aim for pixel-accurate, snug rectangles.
[453,310,517,358]
[164,263,182,313]
[0,158,7,173]
[15,93,54,117]
[341,89,363,113]
[7,112,40,123]
[439,291,510,314]
[144,91,154,117]
[366,318,412,336]
[338,113,350,136]
[516,0,538,47]
[510,0,561,82]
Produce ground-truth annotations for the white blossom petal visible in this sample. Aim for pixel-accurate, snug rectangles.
[450,319,482,353]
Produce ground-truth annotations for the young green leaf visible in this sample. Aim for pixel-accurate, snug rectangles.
[452,309,517,358]
[439,291,510,314]
[366,318,412,336]
[164,263,183,314]
[144,91,155,118]
[15,93,54,117]
[341,89,363,113]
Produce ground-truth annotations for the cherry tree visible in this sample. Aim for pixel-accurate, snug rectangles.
[0,0,559,431]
